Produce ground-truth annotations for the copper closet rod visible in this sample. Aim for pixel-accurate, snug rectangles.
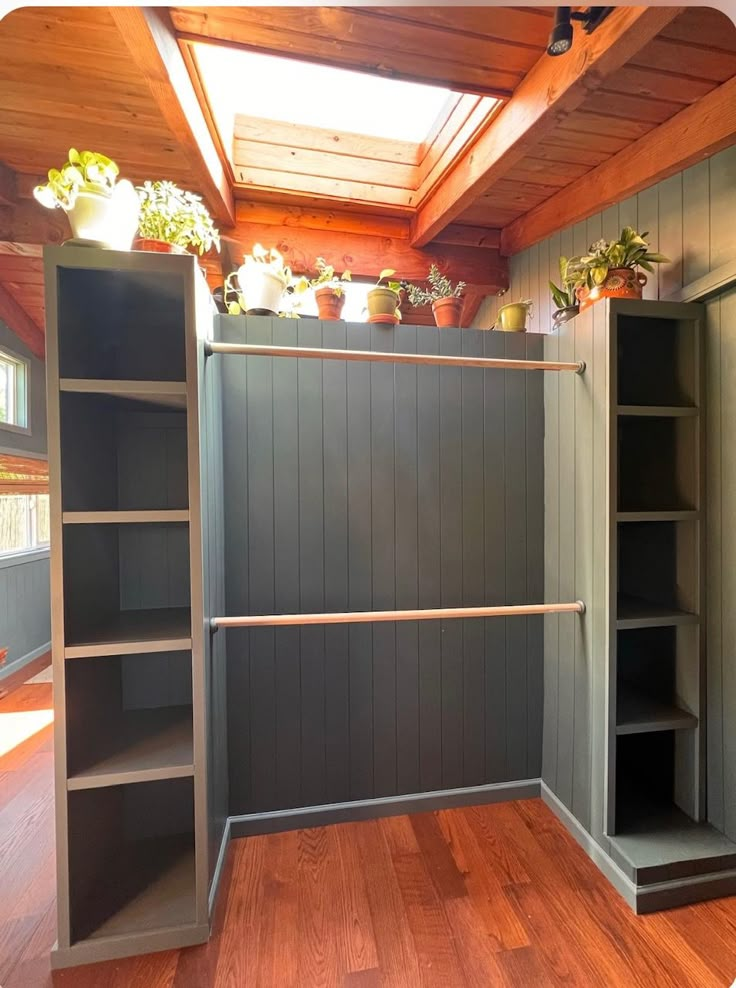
[205,341,586,374]
[211,601,585,630]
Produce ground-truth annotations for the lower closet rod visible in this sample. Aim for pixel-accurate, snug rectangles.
[211,601,585,630]
[205,341,585,374]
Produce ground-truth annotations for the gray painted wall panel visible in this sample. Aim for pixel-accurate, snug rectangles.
[475,145,736,842]
[222,317,545,815]
[0,551,50,678]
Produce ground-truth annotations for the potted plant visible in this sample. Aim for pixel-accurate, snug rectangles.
[366,269,403,325]
[493,299,534,332]
[304,257,352,319]
[569,227,668,311]
[33,148,138,249]
[226,244,295,315]
[549,256,582,328]
[404,263,466,328]
[134,180,220,255]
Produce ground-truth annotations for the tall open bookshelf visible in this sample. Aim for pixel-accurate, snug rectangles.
[45,246,225,968]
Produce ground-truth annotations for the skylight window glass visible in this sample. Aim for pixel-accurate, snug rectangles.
[194,44,453,143]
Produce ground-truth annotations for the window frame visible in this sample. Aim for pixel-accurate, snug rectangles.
[0,492,50,560]
[0,344,31,435]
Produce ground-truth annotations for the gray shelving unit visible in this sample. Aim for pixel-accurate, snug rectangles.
[605,300,714,871]
[44,246,225,968]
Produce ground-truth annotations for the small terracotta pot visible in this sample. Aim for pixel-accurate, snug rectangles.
[133,238,188,254]
[432,296,464,328]
[577,267,647,311]
[315,286,346,320]
[367,286,400,324]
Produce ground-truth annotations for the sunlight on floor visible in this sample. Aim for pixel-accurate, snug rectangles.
[0,708,54,758]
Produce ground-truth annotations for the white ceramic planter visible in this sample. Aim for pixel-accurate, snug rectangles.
[65,180,138,250]
[237,264,287,314]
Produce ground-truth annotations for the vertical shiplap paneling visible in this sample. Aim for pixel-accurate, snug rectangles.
[705,295,724,832]
[709,147,736,271]
[347,322,374,800]
[658,173,684,297]
[322,319,350,804]
[637,185,660,300]
[0,555,50,678]
[298,319,327,807]
[461,329,486,786]
[721,286,736,839]
[526,333,544,779]
[483,331,507,782]
[417,328,442,792]
[394,323,420,796]
[682,161,711,285]
[272,317,301,809]
[370,324,397,797]
[439,327,464,786]
[246,318,277,810]
[504,330,528,779]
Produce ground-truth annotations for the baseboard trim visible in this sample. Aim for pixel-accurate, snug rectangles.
[229,778,542,838]
[0,643,50,692]
[208,817,231,918]
[540,782,638,910]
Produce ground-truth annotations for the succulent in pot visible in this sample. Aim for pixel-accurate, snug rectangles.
[33,148,138,249]
[366,269,403,325]
[404,264,466,328]
[568,227,668,311]
[134,180,220,255]
[304,257,352,320]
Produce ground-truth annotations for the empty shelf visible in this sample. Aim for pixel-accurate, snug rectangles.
[616,596,698,630]
[60,379,187,409]
[68,706,193,789]
[65,607,192,658]
[617,405,698,418]
[72,835,196,944]
[616,686,697,735]
[617,510,699,523]
[63,510,190,525]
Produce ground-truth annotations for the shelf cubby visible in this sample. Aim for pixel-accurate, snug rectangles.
[59,391,188,513]
[616,315,697,408]
[67,778,196,946]
[617,416,698,512]
[57,267,186,382]
[616,520,698,622]
[66,651,193,789]
[62,516,191,652]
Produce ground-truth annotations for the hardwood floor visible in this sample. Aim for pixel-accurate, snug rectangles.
[3,681,736,986]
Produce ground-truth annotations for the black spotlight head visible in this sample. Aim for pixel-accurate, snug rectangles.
[548,7,573,56]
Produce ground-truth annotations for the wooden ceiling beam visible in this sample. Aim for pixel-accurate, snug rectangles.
[0,162,17,207]
[109,7,234,226]
[225,223,507,294]
[0,200,68,252]
[410,6,684,247]
[501,74,736,256]
[0,280,44,358]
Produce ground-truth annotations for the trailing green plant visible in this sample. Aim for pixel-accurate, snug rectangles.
[567,227,668,290]
[549,256,582,310]
[403,263,466,306]
[136,180,220,255]
[307,257,352,296]
[33,149,119,210]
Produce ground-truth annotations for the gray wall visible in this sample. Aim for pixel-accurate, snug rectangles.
[474,146,736,842]
[221,315,544,816]
[0,316,50,680]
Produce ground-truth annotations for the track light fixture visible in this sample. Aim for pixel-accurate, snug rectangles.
[547,7,614,57]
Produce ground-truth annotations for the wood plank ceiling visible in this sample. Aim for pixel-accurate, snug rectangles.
[0,6,735,340]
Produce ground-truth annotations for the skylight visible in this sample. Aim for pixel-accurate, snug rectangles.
[194,43,453,144]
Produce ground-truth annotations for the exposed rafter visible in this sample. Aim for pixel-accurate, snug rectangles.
[409,6,684,247]
[501,74,736,256]
[0,200,67,253]
[0,280,44,358]
[109,6,235,226]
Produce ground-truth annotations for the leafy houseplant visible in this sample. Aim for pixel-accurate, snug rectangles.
[404,263,466,328]
[227,244,295,315]
[135,181,220,256]
[549,256,582,328]
[33,148,138,249]
[302,257,352,320]
[366,269,403,325]
[568,227,668,310]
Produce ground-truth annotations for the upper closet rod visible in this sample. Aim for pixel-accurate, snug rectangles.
[205,341,585,374]
[211,601,585,630]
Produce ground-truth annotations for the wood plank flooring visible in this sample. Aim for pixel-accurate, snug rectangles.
[3,682,736,986]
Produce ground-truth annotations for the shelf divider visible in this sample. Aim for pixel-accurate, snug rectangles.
[63,510,190,525]
[616,685,697,736]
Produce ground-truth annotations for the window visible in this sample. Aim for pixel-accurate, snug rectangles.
[0,347,29,431]
[0,494,49,555]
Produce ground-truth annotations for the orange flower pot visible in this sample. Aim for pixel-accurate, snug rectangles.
[315,286,346,320]
[133,238,188,254]
[432,296,464,328]
[577,267,647,311]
